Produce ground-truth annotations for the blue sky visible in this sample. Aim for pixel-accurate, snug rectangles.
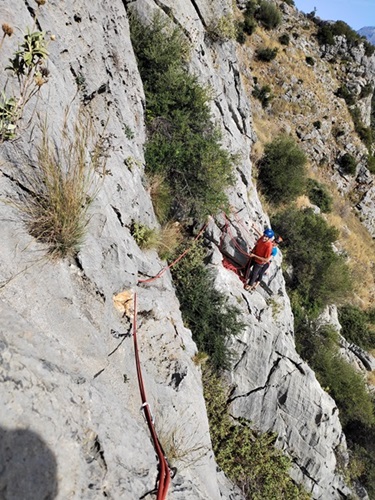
[294,0,375,31]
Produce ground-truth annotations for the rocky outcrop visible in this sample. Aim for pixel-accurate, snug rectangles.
[0,0,364,499]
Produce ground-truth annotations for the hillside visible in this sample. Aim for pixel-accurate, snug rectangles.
[358,26,375,45]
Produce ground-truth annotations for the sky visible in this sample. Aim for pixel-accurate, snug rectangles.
[293,0,375,31]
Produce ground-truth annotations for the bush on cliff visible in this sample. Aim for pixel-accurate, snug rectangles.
[258,135,307,205]
[129,12,235,222]
[203,367,311,499]
[171,242,244,371]
[272,208,351,312]
[306,179,333,213]
[294,321,375,428]
[338,305,375,350]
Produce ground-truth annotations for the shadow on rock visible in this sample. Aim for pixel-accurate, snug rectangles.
[0,426,58,499]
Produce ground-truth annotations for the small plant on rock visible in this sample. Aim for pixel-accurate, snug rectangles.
[1,24,52,141]
[131,223,159,250]
[19,112,108,258]
[207,14,237,42]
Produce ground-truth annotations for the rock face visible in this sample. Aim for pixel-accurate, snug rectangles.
[0,0,364,499]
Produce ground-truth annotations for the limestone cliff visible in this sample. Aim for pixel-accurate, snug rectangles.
[0,0,372,499]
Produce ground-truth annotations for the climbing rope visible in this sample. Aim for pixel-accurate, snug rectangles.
[132,293,171,500]
[131,221,208,499]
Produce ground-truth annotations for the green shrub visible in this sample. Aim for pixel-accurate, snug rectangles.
[306,179,333,213]
[338,305,375,350]
[316,24,335,45]
[256,46,278,62]
[129,13,235,222]
[294,319,374,428]
[345,426,375,499]
[252,84,273,108]
[171,243,244,371]
[131,223,158,250]
[364,41,375,57]
[317,20,363,47]
[279,33,290,46]
[315,350,374,427]
[203,367,311,499]
[368,155,375,174]
[349,106,373,148]
[207,14,237,42]
[272,208,351,311]
[255,1,282,30]
[335,85,356,106]
[243,15,257,35]
[339,153,357,175]
[360,83,373,99]
[236,22,247,44]
[305,56,315,66]
[283,0,295,6]
[258,135,307,205]
[313,120,321,129]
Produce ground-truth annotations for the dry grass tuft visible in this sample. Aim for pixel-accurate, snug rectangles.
[20,112,108,258]
[157,419,209,470]
[147,173,171,223]
[157,221,183,260]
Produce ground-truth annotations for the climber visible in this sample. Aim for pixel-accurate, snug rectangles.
[244,228,274,292]
[249,235,282,291]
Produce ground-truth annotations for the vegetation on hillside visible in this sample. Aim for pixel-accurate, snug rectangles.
[129,4,375,497]
[129,12,235,223]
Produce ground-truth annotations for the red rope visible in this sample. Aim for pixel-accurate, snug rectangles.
[221,213,252,258]
[132,293,171,499]
[132,222,209,499]
[131,215,254,497]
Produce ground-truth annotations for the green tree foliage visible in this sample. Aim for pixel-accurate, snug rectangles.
[315,20,375,56]
[256,46,278,62]
[252,84,273,108]
[129,13,235,221]
[256,1,282,30]
[345,424,375,498]
[272,208,351,311]
[171,243,244,371]
[258,135,307,205]
[279,33,290,45]
[338,305,375,350]
[306,179,333,213]
[339,153,357,176]
[335,85,356,106]
[314,348,374,427]
[295,322,374,428]
[203,368,311,499]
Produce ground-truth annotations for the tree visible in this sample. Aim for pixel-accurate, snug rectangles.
[258,135,307,204]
